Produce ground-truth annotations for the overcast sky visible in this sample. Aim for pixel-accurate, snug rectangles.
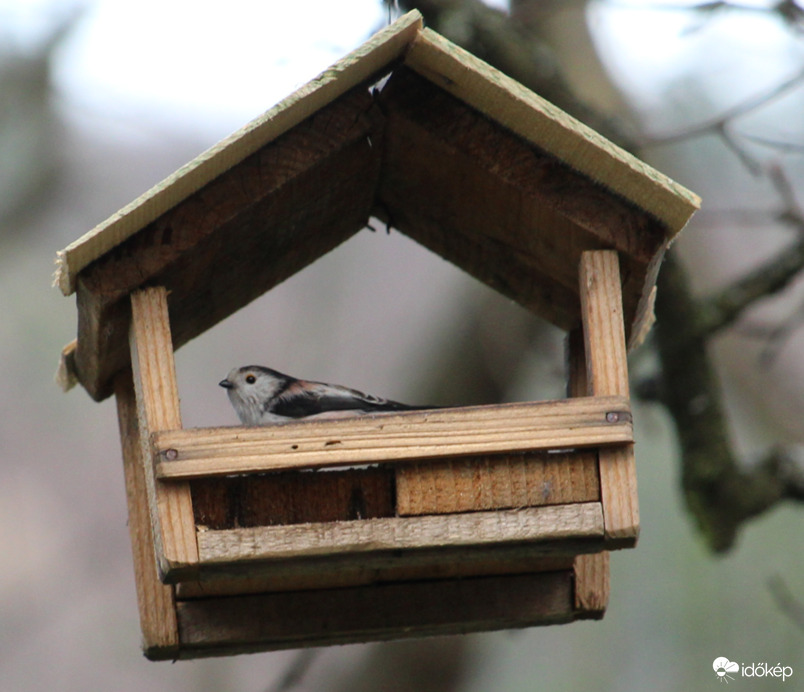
[1,1,800,145]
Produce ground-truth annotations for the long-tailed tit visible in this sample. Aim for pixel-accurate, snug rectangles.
[220,365,437,425]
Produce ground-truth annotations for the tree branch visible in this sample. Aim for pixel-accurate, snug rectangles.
[693,167,804,338]
[655,255,804,550]
[651,65,804,145]
[696,238,804,337]
[604,0,804,33]
[768,574,804,633]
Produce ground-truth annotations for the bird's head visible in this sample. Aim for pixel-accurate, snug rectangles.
[219,366,289,425]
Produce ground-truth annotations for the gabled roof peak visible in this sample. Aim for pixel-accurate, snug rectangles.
[56,11,699,401]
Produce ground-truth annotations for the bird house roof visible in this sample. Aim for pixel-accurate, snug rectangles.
[55,10,700,401]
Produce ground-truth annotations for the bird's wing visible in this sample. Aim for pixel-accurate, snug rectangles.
[270,380,417,419]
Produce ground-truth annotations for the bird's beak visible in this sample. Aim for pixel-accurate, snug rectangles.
[219,379,233,389]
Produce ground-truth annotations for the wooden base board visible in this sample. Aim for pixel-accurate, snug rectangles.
[164,570,575,659]
[140,548,610,660]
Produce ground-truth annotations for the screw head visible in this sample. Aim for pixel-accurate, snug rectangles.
[164,448,179,461]
[605,411,620,423]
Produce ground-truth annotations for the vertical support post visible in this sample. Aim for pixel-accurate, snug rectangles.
[130,286,199,580]
[566,328,610,616]
[579,250,639,545]
[115,371,180,659]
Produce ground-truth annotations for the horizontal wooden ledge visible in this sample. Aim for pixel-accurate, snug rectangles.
[154,396,633,480]
[196,502,604,566]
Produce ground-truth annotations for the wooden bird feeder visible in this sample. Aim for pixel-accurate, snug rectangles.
[54,11,699,660]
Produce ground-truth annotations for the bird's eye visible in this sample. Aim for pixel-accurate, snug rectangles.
[245,374,256,385]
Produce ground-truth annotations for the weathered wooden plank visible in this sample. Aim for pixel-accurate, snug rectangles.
[58,10,698,404]
[154,396,633,480]
[579,251,639,544]
[196,503,602,567]
[190,467,395,530]
[173,571,574,658]
[130,287,199,577]
[573,552,610,618]
[175,554,575,598]
[376,66,665,336]
[54,10,423,296]
[114,371,180,659]
[566,327,610,617]
[404,28,700,233]
[396,450,599,516]
[74,84,385,401]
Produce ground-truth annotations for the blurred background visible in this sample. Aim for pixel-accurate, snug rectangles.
[1,0,802,689]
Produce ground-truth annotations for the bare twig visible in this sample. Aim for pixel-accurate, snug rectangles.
[603,0,804,32]
[768,574,804,632]
[768,164,804,228]
[695,237,804,337]
[694,166,804,338]
[738,297,804,365]
[743,322,797,365]
[265,649,320,692]
[648,65,804,146]
[742,133,804,153]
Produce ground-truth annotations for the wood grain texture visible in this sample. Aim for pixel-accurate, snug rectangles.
[579,251,639,544]
[396,450,599,515]
[190,467,395,530]
[376,66,666,335]
[74,84,385,401]
[114,371,179,659]
[173,570,574,658]
[573,552,610,618]
[59,12,698,402]
[130,288,199,577]
[175,554,575,598]
[154,396,632,480]
[54,11,422,296]
[404,28,700,234]
[580,252,630,398]
[196,503,603,569]
[567,327,610,618]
